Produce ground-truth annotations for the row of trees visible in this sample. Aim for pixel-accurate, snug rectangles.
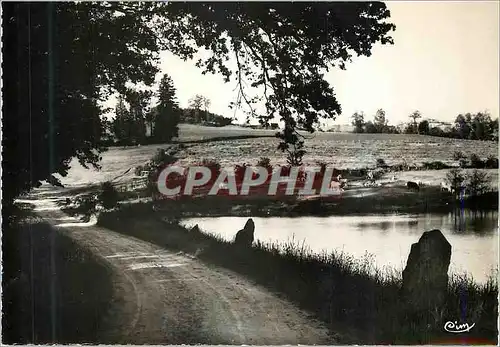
[450,113,498,141]
[110,82,234,146]
[351,109,498,141]
[403,111,498,140]
[184,94,233,126]
[351,109,400,134]
[111,74,180,146]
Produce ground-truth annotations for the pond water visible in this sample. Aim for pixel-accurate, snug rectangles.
[182,211,498,283]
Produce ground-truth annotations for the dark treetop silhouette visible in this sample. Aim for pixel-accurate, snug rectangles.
[2,2,395,205]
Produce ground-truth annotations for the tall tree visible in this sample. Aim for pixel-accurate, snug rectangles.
[153,2,396,164]
[112,96,131,145]
[351,111,365,133]
[455,113,472,139]
[373,108,387,133]
[125,89,151,144]
[3,2,396,203]
[489,118,499,141]
[100,117,115,145]
[202,97,211,122]
[469,112,492,140]
[154,74,180,142]
[188,94,205,123]
[409,110,422,133]
[2,2,160,204]
[145,110,156,137]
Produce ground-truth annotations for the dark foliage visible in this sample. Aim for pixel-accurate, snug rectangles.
[376,158,387,168]
[485,155,499,169]
[2,2,160,204]
[351,112,365,133]
[4,3,397,204]
[421,161,452,170]
[98,181,120,210]
[112,93,151,146]
[153,74,181,142]
[180,108,233,127]
[418,120,429,135]
[2,217,113,343]
[153,2,396,164]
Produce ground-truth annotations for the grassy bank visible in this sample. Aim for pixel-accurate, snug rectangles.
[2,206,114,344]
[98,204,498,344]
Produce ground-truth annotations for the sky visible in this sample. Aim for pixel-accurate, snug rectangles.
[110,1,499,127]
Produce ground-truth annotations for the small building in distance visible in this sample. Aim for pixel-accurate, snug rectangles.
[426,118,453,130]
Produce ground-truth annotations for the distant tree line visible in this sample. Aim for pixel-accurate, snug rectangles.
[107,76,234,147]
[351,109,498,141]
[108,74,180,146]
[183,94,233,127]
[351,109,402,134]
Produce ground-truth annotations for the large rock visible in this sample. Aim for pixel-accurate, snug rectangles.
[401,229,452,310]
[233,218,255,248]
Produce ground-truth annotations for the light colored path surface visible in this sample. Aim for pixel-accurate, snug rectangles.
[22,189,336,345]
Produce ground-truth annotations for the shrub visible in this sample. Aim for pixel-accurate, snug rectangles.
[257,157,272,169]
[376,158,387,168]
[151,148,178,168]
[422,161,450,170]
[140,147,181,198]
[485,155,499,169]
[470,154,485,169]
[465,170,491,197]
[446,168,466,196]
[392,164,404,172]
[74,193,98,217]
[369,168,385,181]
[234,163,251,183]
[453,151,468,168]
[98,182,120,210]
[453,150,465,161]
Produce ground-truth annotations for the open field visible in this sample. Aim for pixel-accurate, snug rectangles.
[55,124,499,188]
[177,126,499,169]
[178,123,277,141]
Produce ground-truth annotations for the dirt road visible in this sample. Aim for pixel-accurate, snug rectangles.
[21,189,336,344]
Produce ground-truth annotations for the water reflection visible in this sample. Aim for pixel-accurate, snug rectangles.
[450,209,498,234]
[182,210,498,283]
[353,211,497,237]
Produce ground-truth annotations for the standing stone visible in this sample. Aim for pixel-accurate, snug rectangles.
[234,218,255,248]
[401,229,452,311]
